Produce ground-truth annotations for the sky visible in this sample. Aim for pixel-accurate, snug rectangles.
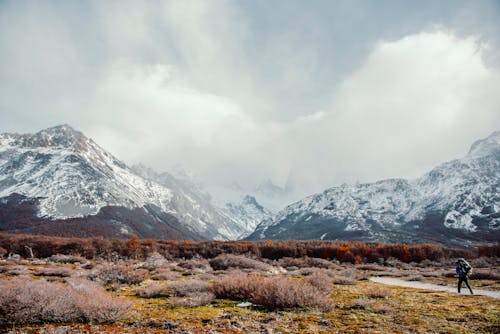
[1,0,500,205]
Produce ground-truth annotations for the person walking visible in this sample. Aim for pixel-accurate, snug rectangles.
[456,258,473,294]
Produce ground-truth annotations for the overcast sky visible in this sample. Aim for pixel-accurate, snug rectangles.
[1,0,499,200]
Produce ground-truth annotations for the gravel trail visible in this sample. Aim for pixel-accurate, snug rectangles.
[369,276,500,299]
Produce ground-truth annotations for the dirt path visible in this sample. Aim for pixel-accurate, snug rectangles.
[369,277,500,299]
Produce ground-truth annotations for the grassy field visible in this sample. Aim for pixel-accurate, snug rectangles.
[1,254,498,333]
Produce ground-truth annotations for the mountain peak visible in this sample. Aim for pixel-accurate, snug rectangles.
[467,130,500,158]
[0,124,90,151]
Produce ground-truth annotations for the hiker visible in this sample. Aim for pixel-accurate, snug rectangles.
[456,258,473,294]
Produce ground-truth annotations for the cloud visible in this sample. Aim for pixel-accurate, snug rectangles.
[277,29,500,194]
[0,1,499,206]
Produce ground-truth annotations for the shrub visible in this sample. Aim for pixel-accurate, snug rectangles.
[372,303,394,314]
[212,273,332,310]
[304,270,333,293]
[142,252,168,271]
[366,286,392,298]
[48,254,86,264]
[209,254,271,271]
[443,271,456,278]
[135,282,169,298]
[350,297,372,310]
[332,276,356,285]
[169,279,210,297]
[356,264,386,271]
[470,269,500,280]
[98,265,148,285]
[33,266,72,277]
[169,292,215,307]
[151,269,181,281]
[177,259,211,271]
[0,277,131,326]
[279,257,338,269]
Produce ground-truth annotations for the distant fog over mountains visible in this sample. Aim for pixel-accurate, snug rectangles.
[0,125,498,247]
[247,131,500,247]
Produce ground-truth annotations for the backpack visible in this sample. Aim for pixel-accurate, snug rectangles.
[460,259,472,276]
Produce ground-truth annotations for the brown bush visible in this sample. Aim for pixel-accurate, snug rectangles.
[33,266,72,277]
[177,259,211,271]
[305,270,332,293]
[212,273,332,310]
[169,279,210,297]
[151,269,181,281]
[209,254,271,271]
[97,265,148,285]
[169,292,215,307]
[470,269,500,280]
[442,271,456,278]
[48,254,86,264]
[365,286,392,298]
[372,303,394,314]
[350,297,372,309]
[0,233,477,264]
[279,257,338,269]
[356,264,386,271]
[142,252,168,271]
[0,277,131,326]
[135,282,169,298]
[332,276,356,285]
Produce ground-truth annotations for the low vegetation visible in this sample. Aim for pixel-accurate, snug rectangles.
[213,272,332,310]
[0,277,131,326]
[0,233,498,333]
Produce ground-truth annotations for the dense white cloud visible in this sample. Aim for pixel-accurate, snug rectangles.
[0,1,499,206]
[279,30,500,194]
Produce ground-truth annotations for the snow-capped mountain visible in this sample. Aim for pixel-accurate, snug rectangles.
[224,195,272,238]
[0,125,267,240]
[247,131,500,247]
[0,125,173,219]
[131,165,267,239]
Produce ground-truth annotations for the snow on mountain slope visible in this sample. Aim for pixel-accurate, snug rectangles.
[247,131,500,247]
[132,164,262,240]
[0,125,173,218]
[0,125,266,240]
[224,195,272,238]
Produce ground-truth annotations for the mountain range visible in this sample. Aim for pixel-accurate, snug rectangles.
[0,125,270,240]
[0,125,498,247]
[247,131,500,247]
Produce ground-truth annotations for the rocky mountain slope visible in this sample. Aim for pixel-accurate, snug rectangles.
[224,195,273,238]
[0,125,268,240]
[247,131,500,247]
